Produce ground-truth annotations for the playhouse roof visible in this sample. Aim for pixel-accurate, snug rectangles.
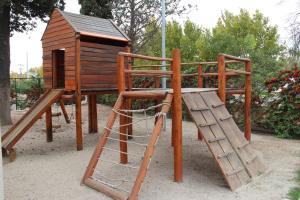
[55,9,130,42]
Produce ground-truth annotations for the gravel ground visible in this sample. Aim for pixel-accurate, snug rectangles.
[2,103,300,200]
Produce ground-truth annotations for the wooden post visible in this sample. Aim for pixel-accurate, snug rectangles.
[154,65,161,124]
[218,55,226,102]
[118,55,128,164]
[171,49,183,182]
[75,36,83,151]
[245,61,252,141]
[126,47,133,139]
[197,64,204,141]
[45,107,53,142]
[88,95,98,133]
[59,99,70,124]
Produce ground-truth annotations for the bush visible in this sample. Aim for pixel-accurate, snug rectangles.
[264,67,300,138]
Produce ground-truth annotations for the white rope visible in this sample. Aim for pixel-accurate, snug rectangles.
[118,102,171,113]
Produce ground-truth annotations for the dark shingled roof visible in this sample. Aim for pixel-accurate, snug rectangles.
[57,9,130,41]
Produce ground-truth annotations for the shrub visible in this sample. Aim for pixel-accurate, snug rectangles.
[264,67,300,138]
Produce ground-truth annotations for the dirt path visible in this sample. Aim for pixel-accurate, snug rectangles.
[2,104,300,200]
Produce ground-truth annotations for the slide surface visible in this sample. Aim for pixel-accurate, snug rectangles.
[2,89,64,153]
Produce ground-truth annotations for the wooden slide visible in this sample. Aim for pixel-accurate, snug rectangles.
[1,89,64,156]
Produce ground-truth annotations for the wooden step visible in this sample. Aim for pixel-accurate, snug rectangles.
[217,151,234,159]
[211,102,225,108]
[198,121,217,127]
[208,136,226,143]
[226,167,244,176]
[220,114,232,121]
[191,107,209,111]
[52,112,62,117]
[61,94,74,100]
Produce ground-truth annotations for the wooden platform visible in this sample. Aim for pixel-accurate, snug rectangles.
[182,91,267,190]
[2,89,64,154]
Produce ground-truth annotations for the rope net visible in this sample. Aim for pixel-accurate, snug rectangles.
[91,101,170,195]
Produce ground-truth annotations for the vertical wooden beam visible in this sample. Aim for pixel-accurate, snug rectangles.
[59,99,70,124]
[45,107,53,142]
[75,36,83,151]
[171,49,183,182]
[117,55,128,164]
[126,47,133,139]
[218,55,226,102]
[88,95,98,133]
[154,65,161,124]
[197,64,204,141]
[245,61,252,141]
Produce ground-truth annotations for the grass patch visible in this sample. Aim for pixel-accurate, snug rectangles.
[289,169,300,200]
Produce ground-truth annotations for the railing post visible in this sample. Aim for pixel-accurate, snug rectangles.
[245,61,252,141]
[171,49,182,182]
[117,55,128,164]
[126,47,133,139]
[217,54,226,102]
[197,64,204,140]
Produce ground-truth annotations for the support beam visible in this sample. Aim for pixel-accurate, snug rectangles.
[45,107,53,142]
[245,61,252,141]
[59,99,70,124]
[197,64,204,141]
[88,95,98,133]
[75,36,83,151]
[171,49,183,182]
[218,55,226,102]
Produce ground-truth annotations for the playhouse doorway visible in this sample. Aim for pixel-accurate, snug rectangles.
[52,49,65,88]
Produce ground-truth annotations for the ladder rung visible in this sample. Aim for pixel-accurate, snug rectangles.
[219,114,232,121]
[246,155,257,164]
[62,94,74,100]
[208,136,226,143]
[217,151,234,159]
[237,142,249,149]
[53,125,61,129]
[226,167,244,176]
[212,102,225,108]
[52,112,62,117]
[198,121,217,127]
[191,107,210,111]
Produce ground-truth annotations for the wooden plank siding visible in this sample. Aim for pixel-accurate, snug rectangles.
[79,41,127,89]
[42,9,76,90]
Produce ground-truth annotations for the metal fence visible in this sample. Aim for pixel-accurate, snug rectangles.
[10,77,44,110]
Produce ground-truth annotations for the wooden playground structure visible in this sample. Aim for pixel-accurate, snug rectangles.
[1,10,267,199]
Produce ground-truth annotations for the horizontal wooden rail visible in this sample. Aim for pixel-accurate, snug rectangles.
[119,52,172,61]
[125,70,173,76]
[226,68,251,75]
[220,54,250,62]
[181,60,241,66]
[132,64,171,68]
[226,89,245,95]
[181,72,241,77]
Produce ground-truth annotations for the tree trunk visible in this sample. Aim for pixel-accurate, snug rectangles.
[0,4,12,125]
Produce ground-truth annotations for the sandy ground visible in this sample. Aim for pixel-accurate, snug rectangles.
[2,103,300,200]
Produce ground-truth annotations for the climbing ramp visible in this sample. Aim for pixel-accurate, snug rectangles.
[2,89,64,155]
[182,90,267,190]
[82,90,266,199]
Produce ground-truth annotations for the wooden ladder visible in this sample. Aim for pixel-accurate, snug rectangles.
[182,91,267,190]
[82,93,173,200]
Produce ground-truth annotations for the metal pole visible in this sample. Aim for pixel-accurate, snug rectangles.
[161,0,167,130]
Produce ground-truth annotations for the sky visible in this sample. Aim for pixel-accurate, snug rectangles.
[10,0,299,73]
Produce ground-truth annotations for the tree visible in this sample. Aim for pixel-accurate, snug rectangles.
[0,0,65,125]
[112,0,191,52]
[79,0,113,18]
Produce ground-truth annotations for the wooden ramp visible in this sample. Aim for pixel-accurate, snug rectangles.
[182,90,267,190]
[2,89,64,155]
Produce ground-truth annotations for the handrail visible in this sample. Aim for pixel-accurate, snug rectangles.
[118,52,172,62]
[181,60,241,66]
[220,53,250,62]
[124,69,173,76]
[226,68,251,75]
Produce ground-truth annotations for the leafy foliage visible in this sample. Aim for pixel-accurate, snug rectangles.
[79,0,113,18]
[289,169,300,200]
[7,0,65,34]
[264,67,300,138]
